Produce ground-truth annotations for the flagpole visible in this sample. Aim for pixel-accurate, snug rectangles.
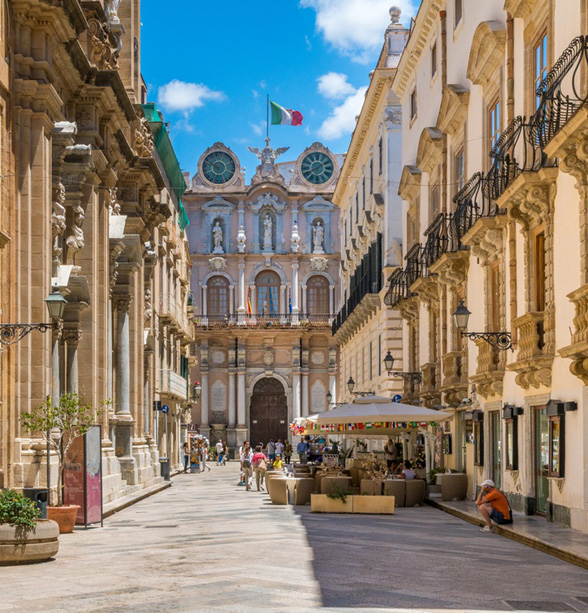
[266,94,269,139]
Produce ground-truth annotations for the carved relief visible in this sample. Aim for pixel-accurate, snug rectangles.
[208,256,227,272]
[310,256,328,271]
[135,117,154,158]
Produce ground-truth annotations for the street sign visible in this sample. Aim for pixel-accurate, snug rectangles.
[153,400,161,412]
[392,394,402,403]
[161,404,169,414]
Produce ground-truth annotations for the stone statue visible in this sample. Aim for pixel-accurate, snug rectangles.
[106,0,122,23]
[291,222,300,253]
[263,214,273,251]
[237,223,246,253]
[212,221,224,254]
[313,220,325,254]
[248,138,289,185]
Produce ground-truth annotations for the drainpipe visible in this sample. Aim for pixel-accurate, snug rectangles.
[440,10,449,356]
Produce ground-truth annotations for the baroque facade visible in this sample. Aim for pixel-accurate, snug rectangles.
[0,0,193,503]
[332,8,407,402]
[186,140,341,450]
[387,0,588,531]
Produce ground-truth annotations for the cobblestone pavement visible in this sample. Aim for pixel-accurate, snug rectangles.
[3,464,588,612]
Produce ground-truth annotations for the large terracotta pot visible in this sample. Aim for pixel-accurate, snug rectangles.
[0,519,59,565]
[47,505,80,534]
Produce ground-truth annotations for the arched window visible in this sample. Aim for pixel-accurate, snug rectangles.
[256,271,280,317]
[208,276,229,317]
[308,275,329,315]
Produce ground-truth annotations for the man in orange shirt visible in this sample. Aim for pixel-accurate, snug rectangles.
[476,479,513,532]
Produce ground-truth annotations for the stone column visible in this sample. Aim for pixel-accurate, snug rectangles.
[201,284,208,317]
[64,328,82,394]
[329,374,337,405]
[237,372,246,426]
[229,285,235,316]
[329,285,335,316]
[228,369,236,427]
[51,323,62,408]
[301,372,309,417]
[280,284,286,314]
[292,262,299,313]
[238,261,245,313]
[301,285,307,315]
[292,373,301,420]
[249,285,256,315]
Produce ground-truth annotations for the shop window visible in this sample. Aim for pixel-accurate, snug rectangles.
[505,418,518,471]
[549,415,564,478]
[207,276,229,317]
[534,33,548,110]
[473,413,484,466]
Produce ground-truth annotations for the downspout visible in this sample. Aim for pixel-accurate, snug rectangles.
[440,10,448,357]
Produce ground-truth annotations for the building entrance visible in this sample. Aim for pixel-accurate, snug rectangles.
[249,378,288,446]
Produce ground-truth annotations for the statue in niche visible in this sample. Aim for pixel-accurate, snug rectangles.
[263,214,273,251]
[106,0,122,23]
[313,220,325,254]
[212,221,224,254]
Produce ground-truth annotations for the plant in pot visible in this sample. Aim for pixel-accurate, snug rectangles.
[0,488,59,564]
[20,393,107,534]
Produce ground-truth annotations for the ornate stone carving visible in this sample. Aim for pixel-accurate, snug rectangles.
[135,117,154,158]
[262,214,273,252]
[248,138,289,185]
[441,351,468,407]
[312,220,325,254]
[470,340,504,398]
[212,350,225,364]
[310,256,328,272]
[208,256,227,272]
[311,351,325,365]
[88,19,119,71]
[212,221,224,254]
[66,201,86,253]
[109,188,121,215]
[114,294,132,313]
[290,223,301,253]
[237,224,246,253]
[263,349,274,367]
[51,182,66,263]
[144,289,152,321]
[105,0,122,23]
[62,328,83,344]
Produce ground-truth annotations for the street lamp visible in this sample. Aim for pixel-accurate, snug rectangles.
[326,390,332,404]
[347,377,355,394]
[0,288,67,345]
[192,381,202,401]
[452,299,513,351]
[383,350,422,384]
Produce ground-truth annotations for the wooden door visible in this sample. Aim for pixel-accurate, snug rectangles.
[249,378,288,446]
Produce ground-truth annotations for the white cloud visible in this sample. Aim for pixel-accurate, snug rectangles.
[317,86,367,140]
[250,122,265,136]
[317,72,356,100]
[157,80,225,114]
[252,89,259,99]
[300,0,415,63]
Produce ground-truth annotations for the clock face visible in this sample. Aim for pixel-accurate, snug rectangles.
[301,152,334,184]
[202,151,236,184]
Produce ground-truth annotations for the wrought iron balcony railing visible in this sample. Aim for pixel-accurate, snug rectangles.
[197,313,334,329]
[384,268,411,307]
[405,242,422,288]
[533,35,588,149]
[421,213,449,275]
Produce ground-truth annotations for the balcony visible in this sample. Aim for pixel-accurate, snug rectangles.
[469,339,505,399]
[419,362,441,408]
[384,268,411,308]
[160,369,188,401]
[195,313,334,330]
[441,352,468,407]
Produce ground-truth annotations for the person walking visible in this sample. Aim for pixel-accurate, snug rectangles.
[222,442,229,466]
[275,438,285,458]
[183,442,190,473]
[284,441,293,464]
[201,442,211,472]
[252,445,268,491]
[216,439,224,466]
[267,439,276,463]
[240,442,253,491]
[297,438,309,464]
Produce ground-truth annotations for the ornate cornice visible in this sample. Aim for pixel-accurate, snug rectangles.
[466,21,506,87]
[415,127,443,175]
[436,85,470,135]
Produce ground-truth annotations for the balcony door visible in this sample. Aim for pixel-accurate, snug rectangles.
[308,275,329,319]
[256,271,280,317]
[208,276,229,320]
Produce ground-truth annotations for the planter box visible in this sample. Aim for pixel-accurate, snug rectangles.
[0,520,59,565]
[353,495,395,514]
[311,494,353,513]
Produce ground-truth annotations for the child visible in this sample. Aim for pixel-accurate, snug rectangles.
[273,454,284,471]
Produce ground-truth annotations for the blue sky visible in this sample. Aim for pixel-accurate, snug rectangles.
[141,0,418,181]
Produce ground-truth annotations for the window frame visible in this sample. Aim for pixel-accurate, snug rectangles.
[410,88,417,121]
[207,275,230,318]
[549,415,565,478]
[488,98,501,154]
[505,417,518,471]
[474,418,484,466]
[454,0,463,29]
[307,275,330,315]
[534,227,546,312]
[431,42,437,79]
[533,32,548,110]
[454,148,465,194]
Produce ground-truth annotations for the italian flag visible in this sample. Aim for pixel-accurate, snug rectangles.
[270,100,303,126]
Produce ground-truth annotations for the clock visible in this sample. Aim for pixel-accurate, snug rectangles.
[301,151,334,185]
[202,151,236,184]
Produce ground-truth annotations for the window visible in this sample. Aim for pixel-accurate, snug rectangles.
[534,230,546,312]
[455,149,465,193]
[473,414,484,466]
[378,335,382,376]
[308,275,329,315]
[490,262,501,332]
[489,100,501,152]
[369,341,373,380]
[256,271,280,316]
[549,415,564,478]
[410,88,417,120]
[454,0,463,28]
[534,33,548,109]
[378,138,383,175]
[355,192,359,222]
[431,42,437,78]
[344,220,348,246]
[362,176,366,209]
[430,182,440,220]
[505,418,518,471]
[207,276,229,317]
[369,158,373,194]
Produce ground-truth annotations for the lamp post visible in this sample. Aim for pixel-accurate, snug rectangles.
[346,376,374,397]
[452,299,513,351]
[383,350,422,384]
[192,381,202,402]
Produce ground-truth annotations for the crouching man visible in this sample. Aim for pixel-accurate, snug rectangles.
[476,479,513,533]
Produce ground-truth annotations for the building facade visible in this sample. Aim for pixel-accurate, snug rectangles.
[387,0,588,531]
[0,0,192,503]
[332,8,408,403]
[185,140,341,450]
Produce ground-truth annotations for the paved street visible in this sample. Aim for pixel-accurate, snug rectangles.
[3,464,588,612]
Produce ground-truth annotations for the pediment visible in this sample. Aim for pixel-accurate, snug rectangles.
[302,195,334,211]
[503,0,539,19]
[437,85,470,135]
[248,192,287,212]
[467,21,506,87]
[415,127,443,175]
[202,195,235,211]
[398,165,422,202]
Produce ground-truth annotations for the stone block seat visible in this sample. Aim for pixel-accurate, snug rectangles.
[384,480,406,506]
[321,476,351,495]
[405,479,426,507]
[268,478,289,505]
[294,478,316,505]
[266,475,287,499]
[440,473,468,501]
[360,479,382,495]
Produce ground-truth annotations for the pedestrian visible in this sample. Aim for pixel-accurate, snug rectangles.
[201,442,211,472]
[399,460,416,480]
[297,438,309,464]
[284,441,293,464]
[252,445,268,491]
[216,439,224,466]
[267,439,276,463]
[222,442,229,465]
[476,479,513,532]
[273,454,284,471]
[384,438,399,471]
[241,442,253,491]
[275,438,285,458]
[183,442,190,473]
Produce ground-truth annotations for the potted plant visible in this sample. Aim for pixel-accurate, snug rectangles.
[0,489,59,564]
[20,393,107,534]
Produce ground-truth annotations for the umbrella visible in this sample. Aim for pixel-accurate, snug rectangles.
[312,395,450,425]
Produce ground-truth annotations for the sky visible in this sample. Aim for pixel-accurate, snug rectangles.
[140,0,419,183]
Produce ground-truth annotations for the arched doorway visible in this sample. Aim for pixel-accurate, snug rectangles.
[249,378,288,446]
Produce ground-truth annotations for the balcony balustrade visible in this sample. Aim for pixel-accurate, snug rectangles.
[160,369,189,401]
[195,312,334,330]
